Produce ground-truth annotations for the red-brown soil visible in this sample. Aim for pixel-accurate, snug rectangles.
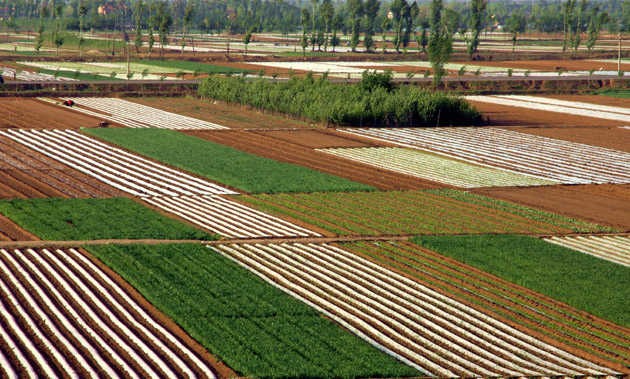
[505,125,630,152]
[254,129,377,149]
[0,214,38,241]
[469,100,623,127]
[184,130,447,191]
[459,59,630,72]
[0,137,122,199]
[545,94,630,109]
[472,184,630,232]
[128,96,313,129]
[0,98,107,129]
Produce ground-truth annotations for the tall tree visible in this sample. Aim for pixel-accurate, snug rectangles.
[79,2,87,58]
[301,7,310,57]
[390,0,408,53]
[310,0,318,51]
[427,0,452,85]
[182,3,195,57]
[381,17,391,54]
[133,0,144,53]
[467,0,486,59]
[347,0,363,52]
[562,0,576,52]
[242,25,256,56]
[571,0,588,51]
[35,5,48,55]
[320,0,334,52]
[507,11,526,54]
[586,6,608,50]
[158,3,172,59]
[330,12,342,52]
[53,4,64,56]
[363,0,379,52]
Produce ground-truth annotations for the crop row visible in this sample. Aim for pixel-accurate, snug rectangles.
[0,197,215,241]
[84,128,374,194]
[143,195,319,238]
[86,243,418,379]
[214,242,621,377]
[320,147,556,188]
[1,66,73,81]
[241,189,610,236]
[0,247,215,378]
[545,235,630,267]
[56,97,228,130]
[0,129,236,197]
[342,127,630,184]
[344,240,630,369]
[467,95,630,122]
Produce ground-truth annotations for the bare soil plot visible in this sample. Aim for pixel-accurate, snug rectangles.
[0,136,122,199]
[458,59,630,72]
[128,97,313,129]
[507,126,630,152]
[469,100,622,127]
[255,129,377,149]
[185,130,447,191]
[0,214,37,241]
[472,184,630,232]
[0,98,106,129]
[0,247,223,378]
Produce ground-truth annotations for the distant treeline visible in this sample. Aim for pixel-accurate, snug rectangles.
[198,72,482,127]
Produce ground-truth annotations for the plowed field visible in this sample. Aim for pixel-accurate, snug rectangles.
[473,184,630,232]
[0,214,37,241]
[184,130,447,191]
[506,126,630,153]
[0,136,122,199]
[0,99,105,129]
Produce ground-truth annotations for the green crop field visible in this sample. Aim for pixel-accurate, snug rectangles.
[138,60,250,74]
[0,197,215,240]
[84,128,374,194]
[410,234,630,328]
[241,189,612,236]
[86,243,420,379]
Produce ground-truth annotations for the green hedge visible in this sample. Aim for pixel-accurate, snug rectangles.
[198,74,482,127]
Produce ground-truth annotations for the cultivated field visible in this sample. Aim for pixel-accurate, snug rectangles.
[0,247,217,378]
[342,127,630,184]
[0,99,106,129]
[214,242,628,377]
[545,235,630,267]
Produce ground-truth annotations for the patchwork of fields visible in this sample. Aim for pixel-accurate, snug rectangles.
[1,94,629,379]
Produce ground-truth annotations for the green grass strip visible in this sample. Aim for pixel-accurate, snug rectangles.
[410,234,630,328]
[86,243,420,378]
[138,60,250,74]
[84,128,374,194]
[0,197,215,240]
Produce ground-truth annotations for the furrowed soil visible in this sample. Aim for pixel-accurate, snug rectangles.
[127,97,314,129]
[505,125,630,152]
[184,130,448,191]
[0,98,107,129]
[0,137,122,199]
[472,184,630,232]
[469,100,623,127]
[0,214,38,241]
[458,59,630,72]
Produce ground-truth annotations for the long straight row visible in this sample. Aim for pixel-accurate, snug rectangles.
[213,242,620,378]
[341,127,630,184]
[0,129,236,197]
[0,247,215,379]
[57,97,228,130]
[545,235,630,267]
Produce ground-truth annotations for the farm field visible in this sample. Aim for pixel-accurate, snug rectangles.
[214,241,629,377]
[411,235,630,328]
[85,128,375,194]
[127,97,314,129]
[544,235,630,267]
[48,97,228,130]
[319,147,556,188]
[0,129,237,197]
[0,247,220,378]
[0,198,215,241]
[0,98,106,129]
[473,184,630,231]
[87,243,420,379]
[0,214,37,241]
[239,189,612,236]
[342,127,630,184]
[506,125,630,153]
[0,135,121,199]
[185,130,447,191]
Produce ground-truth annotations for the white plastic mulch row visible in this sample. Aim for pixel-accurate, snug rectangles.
[319,147,557,188]
[545,235,630,267]
[0,129,236,197]
[1,66,75,82]
[341,127,630,184]
[0,247,215,379]
[144,195,319,238]
[57,97,228,130]
[213,242,618,378]
[467,95,630,123]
